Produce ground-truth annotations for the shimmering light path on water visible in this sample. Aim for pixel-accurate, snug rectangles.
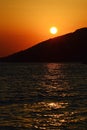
[0,63,87,129]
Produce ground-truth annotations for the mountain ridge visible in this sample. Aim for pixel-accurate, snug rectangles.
[0,27,87,62]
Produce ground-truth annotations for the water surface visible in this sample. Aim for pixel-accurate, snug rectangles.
[0,63,87,129]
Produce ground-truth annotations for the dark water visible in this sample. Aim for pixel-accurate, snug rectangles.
[0,63,87,130]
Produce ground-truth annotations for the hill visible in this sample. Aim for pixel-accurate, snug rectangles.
[0,27,87,62]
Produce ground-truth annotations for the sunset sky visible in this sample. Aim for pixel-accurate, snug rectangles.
[0,0,87,57]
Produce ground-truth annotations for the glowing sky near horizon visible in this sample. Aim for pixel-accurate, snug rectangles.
[0,0,87,57]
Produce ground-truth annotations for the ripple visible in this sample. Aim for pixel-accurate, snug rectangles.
[0,63,87,129]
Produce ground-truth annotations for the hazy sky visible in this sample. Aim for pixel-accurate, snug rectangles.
[0,0,87,57]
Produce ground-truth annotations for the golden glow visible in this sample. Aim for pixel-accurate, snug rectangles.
[48,102,68,109]
[0,0,87,56]
[50,27,58,34]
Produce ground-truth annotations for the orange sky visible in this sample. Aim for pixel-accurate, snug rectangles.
[0,0,87,57]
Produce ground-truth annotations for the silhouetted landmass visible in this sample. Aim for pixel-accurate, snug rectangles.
[0,27,87,62]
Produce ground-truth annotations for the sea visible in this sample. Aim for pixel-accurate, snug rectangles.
[0,63,87,130]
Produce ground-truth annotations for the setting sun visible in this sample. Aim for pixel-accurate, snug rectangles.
[0,0,87,57]
[50,27,58,34]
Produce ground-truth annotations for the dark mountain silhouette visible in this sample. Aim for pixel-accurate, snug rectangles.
[0,27,87,62]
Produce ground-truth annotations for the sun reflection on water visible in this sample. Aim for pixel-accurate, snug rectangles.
[0,63,87,129]
[15,101,69,128]
[47,102,68,109]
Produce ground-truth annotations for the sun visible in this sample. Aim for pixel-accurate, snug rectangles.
[50,27,58,34]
